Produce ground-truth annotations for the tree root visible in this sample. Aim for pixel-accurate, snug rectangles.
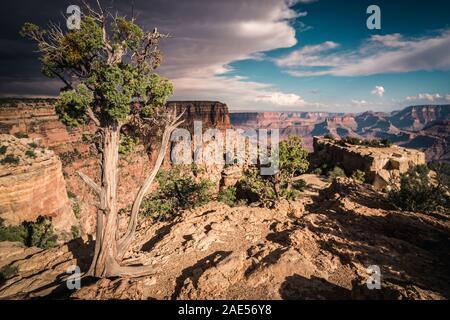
[103,256,156,278]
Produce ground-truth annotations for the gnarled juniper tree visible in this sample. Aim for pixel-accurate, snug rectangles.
[21,1,184,278]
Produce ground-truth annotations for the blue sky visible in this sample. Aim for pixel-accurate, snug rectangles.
[221,0,450,112]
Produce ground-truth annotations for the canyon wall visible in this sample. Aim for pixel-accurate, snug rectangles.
[0,99,233,235]
[0,134,76,240]
[230,105,450,161]
[168,101,231,130]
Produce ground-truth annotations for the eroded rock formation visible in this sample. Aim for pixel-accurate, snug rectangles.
[1,178,448,300]
[312,137,426,189]
[230,105,450,160]
[0,99,234,235]
[0,134,76,239]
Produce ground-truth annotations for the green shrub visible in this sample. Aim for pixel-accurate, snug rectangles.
[0,217,56,249]
[337,137,392,148]
[229,137,310,208]
[279,136,309,180]
[14,132,28,138]
[217,186,237,206]
[81,132,93,143]
[23,216,57,249]
[324,133,335,140]
[0,218,27,243]
[28,142,38,148]
[292,179,307,191]
[71,225,80,239]
[312,162,333,176]
[72,202,81,219]
[0,145,7,155]
[25,150,37,158]
[235,167,278,208]
[328,166,346,179]
[1,154,20,165]
[67,191,77,199]
[388,165,449,214]
[429,162,450,190]
[59,149,81,166]
[351,170,366,183]
[0,265,18,285]
[380,138,393,147]
[233,168,306,208]
[119,133,139,155]
[141,166,214,221]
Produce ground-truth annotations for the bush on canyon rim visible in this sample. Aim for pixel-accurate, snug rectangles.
[389,164,450,214]
[0,217,57,249]
[217,186,238,207]
[141,166,214,221]
[328,166,347,179]
[233,136,310,208]
[351,169,366,183]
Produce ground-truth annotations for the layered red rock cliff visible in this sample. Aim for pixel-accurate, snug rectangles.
[0,134,76,240]
[0,99,233,235]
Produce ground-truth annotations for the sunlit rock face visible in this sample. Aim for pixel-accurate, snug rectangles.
[0,134,76,240]
[312,136,426,189]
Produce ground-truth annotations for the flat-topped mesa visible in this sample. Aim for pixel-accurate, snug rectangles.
[167,101,232,131]
[313,136,426,189]
[0,134,76,240]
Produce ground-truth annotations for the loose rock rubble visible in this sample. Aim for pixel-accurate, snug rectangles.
[0,178,449,300]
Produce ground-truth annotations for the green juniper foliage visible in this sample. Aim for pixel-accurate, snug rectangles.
[279,136,309,182]
[328,166,346,179]
[119,133,139,155]
[14,132,28,139]
[389,165,450,214]
[0,217,57,249]
[217,186,238,207]
[142,166,214,221]
[1,154,20,165]
[337,137,392,148]
[21,14,173,130]
[0,265,18,286]
[0,145,7,155]
[351,169,366,183]
[25,150,37,159]
[233,136,310,208]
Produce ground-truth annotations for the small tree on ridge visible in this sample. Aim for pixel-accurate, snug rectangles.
[21,1,183,278]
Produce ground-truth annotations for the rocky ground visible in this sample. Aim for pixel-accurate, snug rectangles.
[0,177,449,300]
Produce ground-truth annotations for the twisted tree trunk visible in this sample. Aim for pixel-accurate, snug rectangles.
[83,110,184,278]
[88,124,120,277]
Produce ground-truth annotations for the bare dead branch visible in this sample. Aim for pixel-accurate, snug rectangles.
[116,108,185,258]
[87,107,101,126]
[77,171,101,196]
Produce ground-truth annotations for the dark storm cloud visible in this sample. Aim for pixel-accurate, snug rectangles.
[0,0,308,110]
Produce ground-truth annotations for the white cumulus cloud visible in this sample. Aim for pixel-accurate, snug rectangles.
[276,30,450,77]
[255,91,306,106]
[371,86,385,97]
[405,93,443,102]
